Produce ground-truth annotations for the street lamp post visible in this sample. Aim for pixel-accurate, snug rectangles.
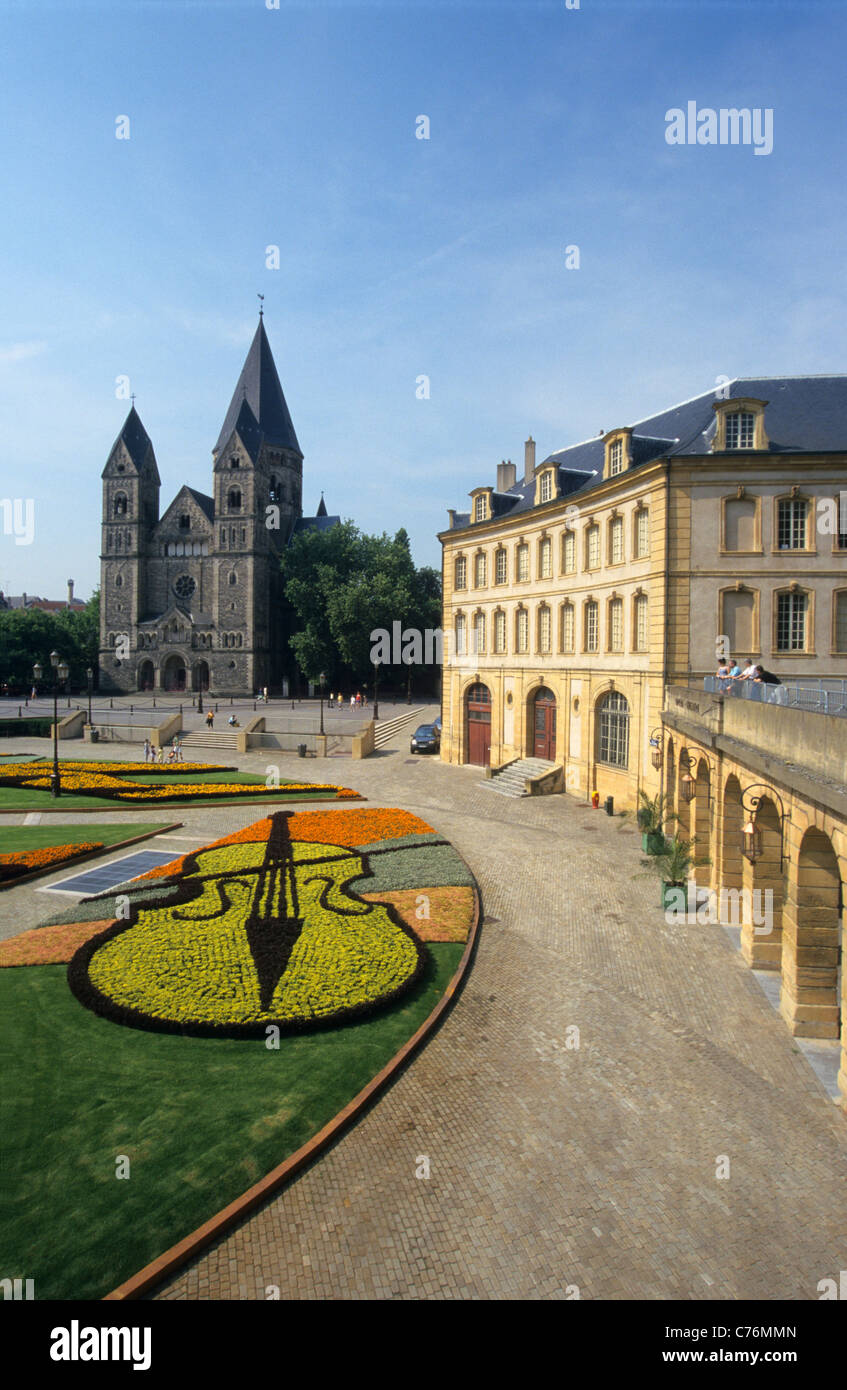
[373,660,380,721]
[86,667,93,725]
[33,650,69,797]
[319,671,326,736]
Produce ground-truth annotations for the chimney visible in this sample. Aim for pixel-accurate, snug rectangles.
[22,591,27,606]
[524,435,536,483]
[67,579,74,606]
[496,459,516,492]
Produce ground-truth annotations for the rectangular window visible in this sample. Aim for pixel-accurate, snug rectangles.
[494,609,506,653]
[610,517,624,565]
[539,537,552,579]
[474,496,486,522]
[517,544,529,582]
[475,553,487,587]
[584,601,598,652]
[776,591,807,650]
[561,605,574,653]
[562,531,575,573]
[473,612,486,654]
[495,549,507,584]
[634,594,648,651]
[777,498,808,550]
[609,439,623,475]
[455,614,466,655]
[586,526,600,570]
[609,598,623,651]
[726,412,755,449]
[539,472,552,504]
[635,509,649,558]
[516,609,528,653]
[836,593,847,652]
[539,606,551,653]
[455,556,467,589]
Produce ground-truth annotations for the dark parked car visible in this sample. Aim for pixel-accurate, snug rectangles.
[432,715,442,734]
[410,723,440,754]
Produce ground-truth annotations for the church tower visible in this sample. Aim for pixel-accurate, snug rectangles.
[99,406,160,687]
[211,314,304,690]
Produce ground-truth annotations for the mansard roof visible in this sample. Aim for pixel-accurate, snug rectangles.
[445,375,847,530]
[213,318,302,460]
[104,405,160,481]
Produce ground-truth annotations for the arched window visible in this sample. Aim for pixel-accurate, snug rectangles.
[228,488,242,511]
[561,530,575,574]
[597,691,630,768]
[584,600,599,652]
[473,611,486,654]
[494,609,506,654]
[114,493,128,517]
[179,514,190,530]
[229,571,238,586]
[474,552,487,588]
[230,456,240,469]
[454,613,466,655]
[560,602,574,653]
[539,537,552,579]
[585,524,600,570]
[608,597,623,652]
[516,543,529,582]
[538,604,552,653]
[494,548,507,584]
[269,476,279,503]
[454,555,467,590]
[516,607,529,653]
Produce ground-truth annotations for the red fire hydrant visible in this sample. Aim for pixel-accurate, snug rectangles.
[591,790,600,809]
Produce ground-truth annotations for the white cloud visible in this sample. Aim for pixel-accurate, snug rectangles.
[0,340,47,363]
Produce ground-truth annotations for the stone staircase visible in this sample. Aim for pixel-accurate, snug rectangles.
[373,707,434,749]
[180,730,240,753]
[480,757,556,797]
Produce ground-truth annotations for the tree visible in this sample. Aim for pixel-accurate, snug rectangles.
[0,591,100,692]
[279,524,442,693]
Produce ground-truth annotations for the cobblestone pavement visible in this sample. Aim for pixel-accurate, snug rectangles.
[3,730,846,1298]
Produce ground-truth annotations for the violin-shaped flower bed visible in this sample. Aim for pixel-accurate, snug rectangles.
[0,759,360,804]
[2,805,478,1301]
[67,808,472,1037]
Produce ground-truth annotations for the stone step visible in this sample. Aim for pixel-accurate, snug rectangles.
[480,757,556,798]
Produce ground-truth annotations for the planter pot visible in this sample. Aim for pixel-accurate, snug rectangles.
[637,810,651,831]
[660,881,687,913]
[642,830,665,855]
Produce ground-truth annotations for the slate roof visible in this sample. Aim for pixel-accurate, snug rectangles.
[213,319,302,460]
[106,405,159,477]
[183,486,215,522]
[292,513,341,535]
[447,375,847,530]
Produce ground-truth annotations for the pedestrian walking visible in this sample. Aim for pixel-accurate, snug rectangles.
[337,693,342,710]
[143,737,150,762]
[206,709,214,729]
[350,694,356,710]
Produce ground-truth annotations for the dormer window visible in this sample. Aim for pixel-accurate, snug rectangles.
[725,412,755,449]
[712,397,769,452]
[474,496,487,523]
[604,430,631,479]
[539,472,552,503]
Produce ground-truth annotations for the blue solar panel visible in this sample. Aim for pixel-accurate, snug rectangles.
[42,849,179,896]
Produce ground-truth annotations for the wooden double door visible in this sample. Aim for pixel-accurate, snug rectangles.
[466,683,492,767]
[532,688,557,761]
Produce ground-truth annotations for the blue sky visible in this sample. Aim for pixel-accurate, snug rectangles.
[1,0,845,599]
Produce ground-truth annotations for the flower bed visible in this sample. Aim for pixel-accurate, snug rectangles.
[66,808,473,1037]
[0,759,360,804]
[0,840,104,882]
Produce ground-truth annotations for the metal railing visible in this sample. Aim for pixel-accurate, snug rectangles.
[703,675,847,716]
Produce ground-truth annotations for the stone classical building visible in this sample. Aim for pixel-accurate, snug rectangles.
[439,377,847,806]
[99,316,335,695]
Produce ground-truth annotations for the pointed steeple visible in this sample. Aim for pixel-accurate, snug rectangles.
[316,493,327,517]
[103,404,160,482]
[213,318,301,459]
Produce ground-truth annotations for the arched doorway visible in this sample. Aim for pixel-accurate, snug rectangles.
[137,660,154,692]
[162,653,187,692]
[741,795,785,969]
[192,660,209,693]
[531,687,557,761]
[721,774,743,896]
[781,827,842,1038]
[691,758,711,885]
[465,683,492,767]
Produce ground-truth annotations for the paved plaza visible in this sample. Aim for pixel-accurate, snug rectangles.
[2,720,846,1300]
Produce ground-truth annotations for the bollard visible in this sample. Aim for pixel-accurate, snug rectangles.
[130,704,133,715]
[604,796,614,816]
[179,703,182,715]
[18,706,21,718]
[110,699,113,709]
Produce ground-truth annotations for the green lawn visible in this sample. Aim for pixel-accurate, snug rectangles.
[1,943,463,1300]
[0,823,169,854]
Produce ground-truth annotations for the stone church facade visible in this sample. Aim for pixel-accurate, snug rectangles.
[99,316,332,695]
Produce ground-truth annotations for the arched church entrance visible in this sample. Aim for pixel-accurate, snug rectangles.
[465,683,491,767]
[162,654,187,692]
[531,686,557,761]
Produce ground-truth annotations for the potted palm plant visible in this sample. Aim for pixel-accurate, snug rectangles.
[635,789,675,855]
[641,833,710,911]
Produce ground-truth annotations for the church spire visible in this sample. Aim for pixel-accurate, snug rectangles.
[213,317,301,459]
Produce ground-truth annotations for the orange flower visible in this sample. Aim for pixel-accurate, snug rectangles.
[287,808,434,848]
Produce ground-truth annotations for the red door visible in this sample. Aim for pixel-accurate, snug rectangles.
[466,683,492,767]
[533,688,557,760]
